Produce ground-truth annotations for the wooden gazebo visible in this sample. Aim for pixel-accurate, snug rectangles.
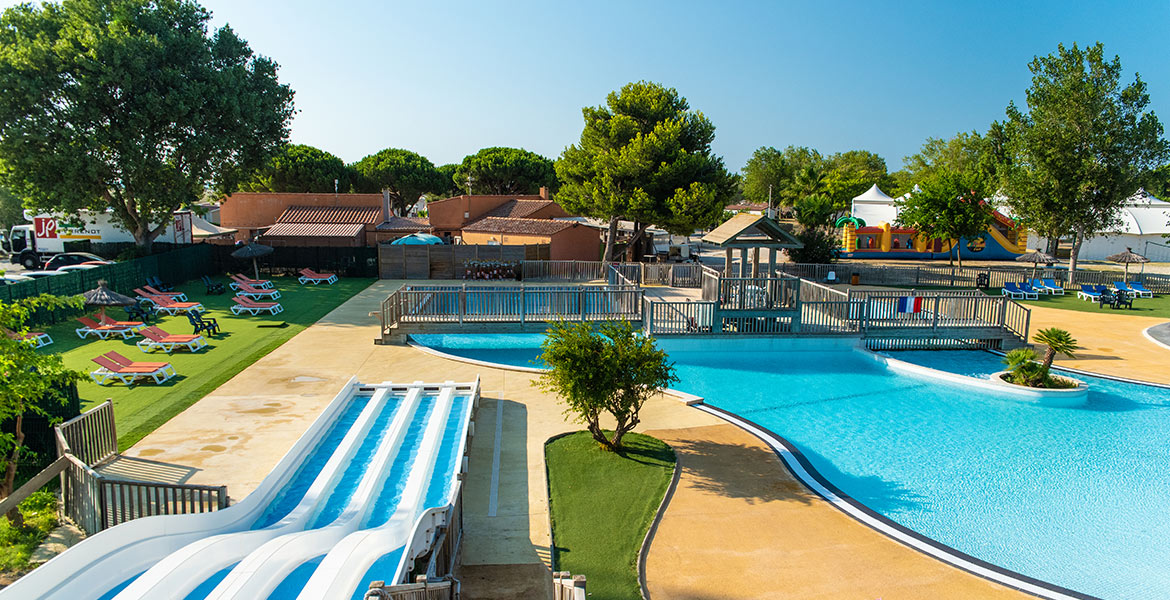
[702,213,803,277]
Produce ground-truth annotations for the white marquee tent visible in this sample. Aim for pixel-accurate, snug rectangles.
[849,184,899,226]
[1027,191,1170,261]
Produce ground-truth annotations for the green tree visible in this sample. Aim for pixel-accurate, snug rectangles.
[241,145,353,193]
[434,163,462,198]
[556,81,736,261]
[453,147,558,195]
[1002,347,1045,387]
[0,295,84,525]
[740,146,826,209]
[901,131,996,183]
[352,149,445,216]
[822,150,890,211]
[894,168,993,268]
[0,0,295,251]
[786,194,836,263]
[1001,43,1169,281]
[0,187,23,232]
[536,321,677,451]
[1032,327,1078,379]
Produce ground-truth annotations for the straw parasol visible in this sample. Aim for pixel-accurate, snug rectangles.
[82,280,136,319]
[1106,247,1149,282]
[1015,249,1060,279]
[231,242,274,280]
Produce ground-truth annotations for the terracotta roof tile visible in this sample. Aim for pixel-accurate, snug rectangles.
[375,216,432,232]
[276,205,383,224]
[482,199,559,219]
[462,217,578,236]
[261,222,365,238]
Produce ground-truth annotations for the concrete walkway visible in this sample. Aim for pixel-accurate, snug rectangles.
[643,424,1032,600]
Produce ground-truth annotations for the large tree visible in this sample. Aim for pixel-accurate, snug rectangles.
[0,294,84,526]
[1001,42,1168,280]
[0,187,22,232]
[822,150,890,212]
[434,163,462,198]
[241,144,353,193]
[740,145,826,209]
[453,147,557,196]
[0,0,295,251]
[352,149,445,216]
[556,81,736,261]
[895,168,993,268]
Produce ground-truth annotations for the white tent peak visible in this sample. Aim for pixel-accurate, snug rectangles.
[853,184,894,203]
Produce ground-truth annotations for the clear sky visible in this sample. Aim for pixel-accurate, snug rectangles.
[6,0,1170,172]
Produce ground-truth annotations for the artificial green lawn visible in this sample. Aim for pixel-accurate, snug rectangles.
[546,432,675,600]
[983,287,1170,318]
[33,275,374,450]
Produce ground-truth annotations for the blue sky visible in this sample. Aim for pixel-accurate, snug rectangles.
[7,0,1170,172]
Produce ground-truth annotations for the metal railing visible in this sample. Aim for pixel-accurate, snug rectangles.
[777,262,1170,293]
[643,300,718,334]
[713,275,799,311]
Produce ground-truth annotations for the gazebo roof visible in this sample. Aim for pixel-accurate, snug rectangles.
[701,213,803,249]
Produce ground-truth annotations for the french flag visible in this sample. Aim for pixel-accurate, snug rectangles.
[898,296,924,313]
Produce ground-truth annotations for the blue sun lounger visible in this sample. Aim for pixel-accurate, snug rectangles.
[1077,285,1102,301]
[1017,282,1040,300]
[1041,278,1065,295]
[1129,282,1155,297]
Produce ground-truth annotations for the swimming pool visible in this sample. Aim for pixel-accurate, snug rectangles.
[411,333,1170,600]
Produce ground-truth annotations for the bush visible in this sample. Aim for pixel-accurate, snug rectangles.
[0,490,59,572]
[786,226,838,264]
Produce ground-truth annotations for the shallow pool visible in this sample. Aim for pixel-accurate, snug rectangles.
[411,334,1170,599]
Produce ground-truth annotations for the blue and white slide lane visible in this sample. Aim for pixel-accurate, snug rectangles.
[296,386,469,599]
[111,385,407,600]
[203,386,449,600]
[0,377,365,600]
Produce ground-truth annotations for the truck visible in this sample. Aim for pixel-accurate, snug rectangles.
[2,211,193,269]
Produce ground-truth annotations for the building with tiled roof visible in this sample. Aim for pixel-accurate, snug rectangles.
[375,216,432,233]
[460,216,598,260]
[276,205,383,224]
[260,222,366,246]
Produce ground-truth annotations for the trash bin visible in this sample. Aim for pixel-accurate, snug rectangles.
[850,272,860,285]
[976,273,989,288]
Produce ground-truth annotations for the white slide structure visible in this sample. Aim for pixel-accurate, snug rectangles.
[0,377,367,600]
[296,386,471,599]
[112,385,417,600]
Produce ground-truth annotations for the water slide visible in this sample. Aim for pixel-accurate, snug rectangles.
[0,378,477,600]
[296,391,474,599]
[112,385,422,600]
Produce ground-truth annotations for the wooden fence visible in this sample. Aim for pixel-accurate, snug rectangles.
[378,244,549,279]
[777,262,1170,293]
[553,572,588,600]
[360,580,454,600]
[380,285,643,335]
[51,402,228,535]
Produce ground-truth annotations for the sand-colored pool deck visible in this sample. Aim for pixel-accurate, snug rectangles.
[119,279,1166,598]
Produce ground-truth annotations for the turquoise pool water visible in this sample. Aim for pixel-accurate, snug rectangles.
[411,334,1170,599]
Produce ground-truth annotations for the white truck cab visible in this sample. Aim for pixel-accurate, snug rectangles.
[3,211,193,269]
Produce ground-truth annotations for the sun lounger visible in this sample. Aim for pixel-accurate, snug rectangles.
[1129,282,1155,298]
[229,273,273,290]
[146,295,205,315]
[1076,284,1102,301]
[234,282,281,300]
[144,285,187,301]
[1114,281,1151,299]
[1017,282,1040,300]
[1029,279,1051,295]
[90,354,176,385]
[5,328,52,348]
[231,296,283,315]
[298,268,338,285]
[1041,278,1065,295]
[136,326,206,353]
[996,281,1024,298]
[76,316,138,339]
[97,313,147,332]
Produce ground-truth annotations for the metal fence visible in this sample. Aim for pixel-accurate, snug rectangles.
[1,244,214,303]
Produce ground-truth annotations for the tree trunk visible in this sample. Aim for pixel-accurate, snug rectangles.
[133,224,154,253]
[3,414,25,527]
[625,223,648,263]
[1067,228,1084,286]
[603,217,618,262]
[956,239,963,269]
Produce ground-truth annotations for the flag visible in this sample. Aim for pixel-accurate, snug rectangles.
[898,296,923,313]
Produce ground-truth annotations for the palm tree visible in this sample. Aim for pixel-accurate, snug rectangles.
[1032,327,1078,379]
[1002,347,1042,386]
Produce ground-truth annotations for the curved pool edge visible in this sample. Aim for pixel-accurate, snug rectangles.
[693,403,1098,600]
[1141,322,1170,352]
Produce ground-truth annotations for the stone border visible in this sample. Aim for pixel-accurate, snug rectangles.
[694,403,1097,600]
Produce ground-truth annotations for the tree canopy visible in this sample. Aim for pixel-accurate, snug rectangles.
[0,294,84,525]
[536,321,677,451]
[433,163,463,198]
[741,146,891,212]
[241,144,353,193]
[894,168,993,267]
[556,81,736,261]
[0,0,295,250]
[453,147,557,196]
[352,148,445,215]
[1000,42,1168,278]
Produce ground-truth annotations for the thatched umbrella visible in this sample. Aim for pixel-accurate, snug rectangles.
[1106,247,1149,282]
[82,279,136,320]
[231,242,274,280]
[1015,249,1060,279]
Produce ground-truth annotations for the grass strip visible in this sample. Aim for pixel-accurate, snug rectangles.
[546,431,675,600]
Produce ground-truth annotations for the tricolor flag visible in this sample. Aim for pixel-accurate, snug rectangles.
[897,296,924,313]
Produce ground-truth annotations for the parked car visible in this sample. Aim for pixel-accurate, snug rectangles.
[2,274,34,284]
[43,252,111,271]
[19,270,71,279]
[56,264,103,273]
